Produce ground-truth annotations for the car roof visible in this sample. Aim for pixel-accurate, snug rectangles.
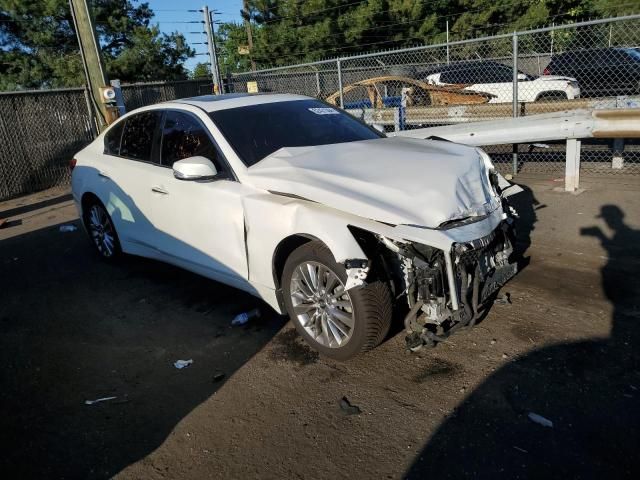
[421,60,506,75]
[170,93,311,112]
[552,46,631,57]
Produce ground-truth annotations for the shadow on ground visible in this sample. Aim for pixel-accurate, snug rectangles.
[406,204,640,479]
[0,220,285,479]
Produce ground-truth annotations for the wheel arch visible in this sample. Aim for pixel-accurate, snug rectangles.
[535,90,568,101]
[272,234,321,303]
[80,192,102,218]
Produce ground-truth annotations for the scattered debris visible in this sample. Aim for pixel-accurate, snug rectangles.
[212,372,225,382]
[232,308,261,326]
[339,396,362,415]
[174,359,194,369]
[528,412,553,428]
[513,446,529,453]
[59,224,78,233]
[85,396,117,405]
[495,292,512,305]
[0,218,7,229]
[490,339,497,345]
[502,353,508,359]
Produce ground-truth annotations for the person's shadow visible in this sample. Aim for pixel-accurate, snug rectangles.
[406,204,640,479]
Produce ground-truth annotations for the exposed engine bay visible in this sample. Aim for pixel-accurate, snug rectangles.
[342,172,521,352]
[374,214,518,351]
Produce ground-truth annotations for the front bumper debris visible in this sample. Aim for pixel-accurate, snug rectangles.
[402,220,518,350]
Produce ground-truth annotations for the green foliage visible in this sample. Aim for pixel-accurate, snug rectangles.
[216,0,632,72]
[191,62,210,79]
[0,0,194,90]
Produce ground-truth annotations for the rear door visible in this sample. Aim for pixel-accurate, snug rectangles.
[96,110,164,251]
[149,109,249,282]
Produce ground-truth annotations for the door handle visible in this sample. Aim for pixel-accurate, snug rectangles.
[151,186,169,195]
[98,171,110,179]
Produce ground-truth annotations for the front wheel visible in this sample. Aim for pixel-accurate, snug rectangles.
[282,241,392,361]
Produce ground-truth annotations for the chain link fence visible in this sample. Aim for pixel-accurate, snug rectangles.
[0,79,216,201]
[230,15,640,177]
[0,88,95,200]
[121,79,213,111]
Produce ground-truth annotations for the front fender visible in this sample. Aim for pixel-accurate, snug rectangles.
[243,194,369,291]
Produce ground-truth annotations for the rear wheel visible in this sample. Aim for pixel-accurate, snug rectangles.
[83,200,121,260]
[282,241,392,360]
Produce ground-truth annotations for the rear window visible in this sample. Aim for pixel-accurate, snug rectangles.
[120,111,162,163]
[209,99,382,167]
[104,121,125,156]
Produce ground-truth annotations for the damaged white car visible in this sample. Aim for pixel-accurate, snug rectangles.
[71,93,522,360]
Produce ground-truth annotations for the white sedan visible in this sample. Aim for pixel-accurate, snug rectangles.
[425,60,580,103]
[71,93,521,360]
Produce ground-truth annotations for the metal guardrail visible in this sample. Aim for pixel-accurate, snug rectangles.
[346,96,640,129]
[394,108,640,191]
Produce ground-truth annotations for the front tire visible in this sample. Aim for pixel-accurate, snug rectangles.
[82,200,121,260]
[282,241,392,361]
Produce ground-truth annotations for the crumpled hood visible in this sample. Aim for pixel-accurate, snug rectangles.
[245,137,500,227]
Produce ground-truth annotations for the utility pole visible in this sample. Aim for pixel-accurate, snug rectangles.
[203,5,222,94]
[69,0,117,130]
[209,10,224,91]
[242,0,256,71]
[446,20,450,65]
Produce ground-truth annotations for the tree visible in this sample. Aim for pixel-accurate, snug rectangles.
[215,0,629,72]
[0,0,194,90]
[191,62,210,79]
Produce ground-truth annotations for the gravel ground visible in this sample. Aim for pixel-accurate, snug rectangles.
[0,176,639,479]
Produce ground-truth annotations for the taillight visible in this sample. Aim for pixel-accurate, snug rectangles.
[543,67,550,75]
[69,158,77,171]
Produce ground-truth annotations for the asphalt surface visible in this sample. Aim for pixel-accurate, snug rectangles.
[0,176,639,479]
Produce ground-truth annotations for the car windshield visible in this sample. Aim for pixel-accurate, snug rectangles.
[209,99,383,166]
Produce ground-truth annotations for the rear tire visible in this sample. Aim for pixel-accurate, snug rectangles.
[282,241,392,361]
[82,200,122,261]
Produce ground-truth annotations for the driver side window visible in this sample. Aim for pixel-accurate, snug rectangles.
[160,111,221,170]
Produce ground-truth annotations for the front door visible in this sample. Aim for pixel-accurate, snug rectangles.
[149,110,249,283]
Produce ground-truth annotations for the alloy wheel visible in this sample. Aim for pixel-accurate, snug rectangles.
[289,261,355,348]
[87,204,116,258]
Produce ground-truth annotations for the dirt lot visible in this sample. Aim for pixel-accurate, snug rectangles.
[1,176,639,479]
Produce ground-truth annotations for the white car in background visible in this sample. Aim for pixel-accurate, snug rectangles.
[71,93,522,360]
[424,60,580,103]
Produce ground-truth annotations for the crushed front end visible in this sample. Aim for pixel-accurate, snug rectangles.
[375,183,520,351]
[400,219,517,350]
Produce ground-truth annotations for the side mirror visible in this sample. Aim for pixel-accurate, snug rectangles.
[517,73,528,81]
[173,156,218,181]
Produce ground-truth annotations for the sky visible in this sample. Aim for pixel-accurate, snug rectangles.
[146,0,243,72]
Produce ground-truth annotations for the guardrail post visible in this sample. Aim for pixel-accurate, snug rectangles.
[565,138,581,191]
[512,32,519,176]
[612,138,625,169]
[394,108,401,132]
[336,59,344,109]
